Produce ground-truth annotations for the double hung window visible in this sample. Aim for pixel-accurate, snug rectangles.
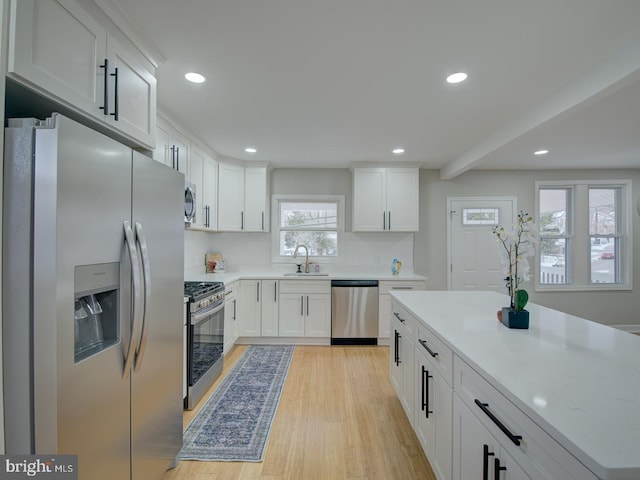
[536,180,632,290]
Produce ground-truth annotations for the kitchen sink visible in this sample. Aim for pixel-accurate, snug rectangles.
[282,272,330,276]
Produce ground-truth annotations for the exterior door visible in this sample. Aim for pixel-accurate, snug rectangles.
[448,197,515,291]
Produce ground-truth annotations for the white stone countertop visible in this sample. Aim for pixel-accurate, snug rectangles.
[184,266,426,286]
[390,290,640,480]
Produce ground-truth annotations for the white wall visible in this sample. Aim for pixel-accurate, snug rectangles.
[415,168,640,326]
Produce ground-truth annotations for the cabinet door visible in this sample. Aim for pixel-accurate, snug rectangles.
[378,294,391,338]
[278,294,305,336]
[189,148,205,229]
[153,122,172,167]
[386,168,419,232]
[238,280,261,336]
[9,0,107,118]
[352,168,386,231]
[453,395,500,480]
[304,294,330,337]
[202,155,218,230]
[415,353,452,480]
[218,162,245,231]
[261,281,279,336]
[171,133,190,177]
[244,166,268,232]
[223,293,237,353]
[106,34,156,147]
[390,327,403,397]
[401,336,415,421]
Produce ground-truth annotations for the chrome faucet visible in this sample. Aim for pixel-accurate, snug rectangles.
[293,244,310,273]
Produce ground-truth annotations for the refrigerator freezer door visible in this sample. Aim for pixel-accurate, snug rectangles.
[130,151,184,478]
[32,115,132,479]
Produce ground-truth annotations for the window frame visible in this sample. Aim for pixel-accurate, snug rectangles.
[535,180,633,292]
[271,194,345,264]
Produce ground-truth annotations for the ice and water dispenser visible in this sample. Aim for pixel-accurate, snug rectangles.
[74,263,119,363]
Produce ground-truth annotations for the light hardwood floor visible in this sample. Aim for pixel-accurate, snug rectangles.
[164,345,435,480]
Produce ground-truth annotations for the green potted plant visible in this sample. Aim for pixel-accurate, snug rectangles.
[492,211,538,329]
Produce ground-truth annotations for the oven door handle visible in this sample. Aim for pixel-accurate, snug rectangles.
[191,302,224,325]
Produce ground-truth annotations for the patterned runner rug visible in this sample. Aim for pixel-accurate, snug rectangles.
[179,345,295,462]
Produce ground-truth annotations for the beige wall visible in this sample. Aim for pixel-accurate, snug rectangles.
[415,168,640,326]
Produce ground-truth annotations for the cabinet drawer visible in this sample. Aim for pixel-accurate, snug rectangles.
[453,356,597,480]
[280,280,330,294]
[379,280,425,295]
[415,323,453,387]
[390,300,415,337]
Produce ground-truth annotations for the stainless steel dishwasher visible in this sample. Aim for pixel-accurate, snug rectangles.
[331,280,379,345]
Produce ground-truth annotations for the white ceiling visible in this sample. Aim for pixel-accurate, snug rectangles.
[112,0,640,177]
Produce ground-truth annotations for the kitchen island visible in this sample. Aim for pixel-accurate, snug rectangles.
[390,290,640,480]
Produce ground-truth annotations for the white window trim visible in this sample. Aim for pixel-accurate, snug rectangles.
[535,179,633,292]
[271,194,345,264]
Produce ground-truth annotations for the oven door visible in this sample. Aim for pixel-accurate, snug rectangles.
[188,302,224,387]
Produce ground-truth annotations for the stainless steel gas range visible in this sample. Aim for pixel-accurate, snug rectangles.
[184,281,225,410]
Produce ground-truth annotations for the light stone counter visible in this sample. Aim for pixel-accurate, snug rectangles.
[390,290,640,480]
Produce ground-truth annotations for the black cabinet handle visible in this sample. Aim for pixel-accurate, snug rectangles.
[418,338,438,358]
[233,299,236,320]
[388,211,391,230]
[175,146,180,172]
[494,458,506,480]
[99,59,109,115]
[170,146,175,169]
[475,399,523,446]
[262,211,265,231]
[256,281,260,302]
[110,67,119,121]
[394,330,400,365]
[306,296,309,316]
[300,296,304,316]
[421,365,433,418]
[393,311,405,323]
[383,211,386,230]
[241,211,244,230]
[483,444,495,480]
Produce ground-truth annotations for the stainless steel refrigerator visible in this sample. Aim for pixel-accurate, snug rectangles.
[2,113,184,479]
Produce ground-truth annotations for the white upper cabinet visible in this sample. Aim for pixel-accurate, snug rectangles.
[153,118,189,177]
[352,167,419,232]
[8,0,157,148]
[188,146,217,231]
[218,162,268,232]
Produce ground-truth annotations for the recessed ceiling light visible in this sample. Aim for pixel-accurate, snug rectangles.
[534,149,549,155]
[392,148,405,154]
[185,72,206,83]
[446,72,467,84]
[244,147,257,154]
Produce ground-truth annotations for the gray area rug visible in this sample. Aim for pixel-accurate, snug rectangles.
[180,345,295,462]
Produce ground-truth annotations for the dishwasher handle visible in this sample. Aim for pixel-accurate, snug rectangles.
[331,280,379,287]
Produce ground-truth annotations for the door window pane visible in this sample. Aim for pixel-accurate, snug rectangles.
[462,208,500,225]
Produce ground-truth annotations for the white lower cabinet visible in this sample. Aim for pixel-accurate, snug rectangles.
[238,280,278,337]
[389,303,414,422]
[379,280,426,339]
[390,298,597,480]
[278,280,330,337]
[223,282,238,353]
[453,395,529,480]
[414,325,453,480]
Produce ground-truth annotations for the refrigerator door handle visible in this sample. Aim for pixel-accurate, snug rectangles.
[133,222,151,372]
[123,221,143,379]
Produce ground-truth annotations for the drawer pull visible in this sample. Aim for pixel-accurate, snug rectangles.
[394,330,401,365]
[418,338,438,358]
[494,458,507,480]
[483,444,495,480]
[391,286,414,290]
[421,365,433,418]
[393,311,406,323]
[474,399,523,446]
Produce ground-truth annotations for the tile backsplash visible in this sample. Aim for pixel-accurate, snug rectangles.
[184,229,414,273]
